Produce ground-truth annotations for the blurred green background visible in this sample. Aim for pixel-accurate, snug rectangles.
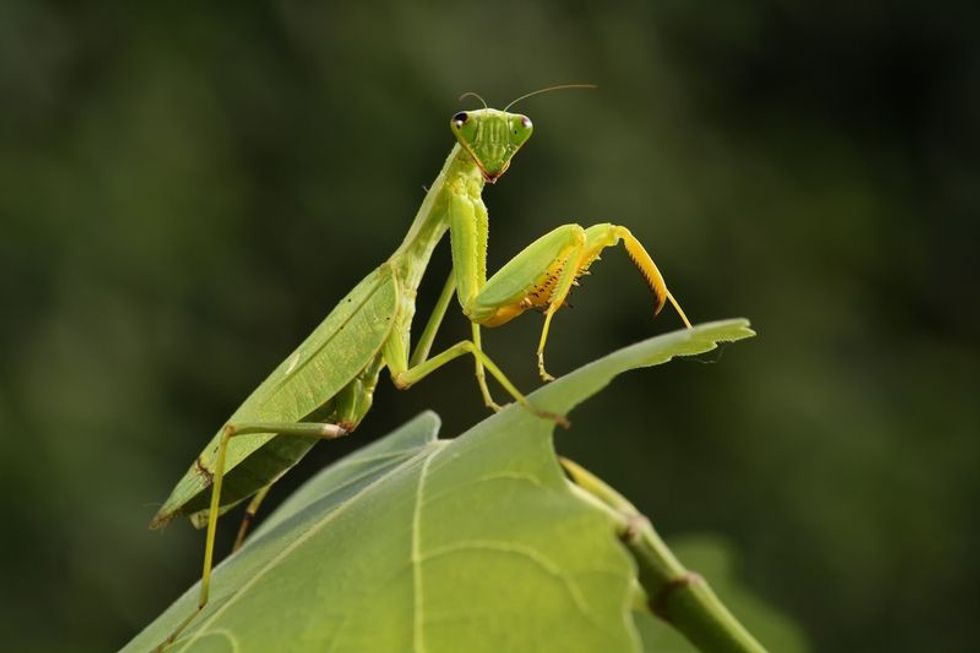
[2,1,977,651]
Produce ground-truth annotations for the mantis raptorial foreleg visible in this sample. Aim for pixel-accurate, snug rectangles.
[465,222,693,380]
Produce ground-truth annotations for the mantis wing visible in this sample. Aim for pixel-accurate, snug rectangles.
[151,264,399,528]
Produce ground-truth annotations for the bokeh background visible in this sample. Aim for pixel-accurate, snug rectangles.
[2,1,977,651]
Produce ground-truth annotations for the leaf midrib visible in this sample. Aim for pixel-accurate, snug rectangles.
[177,439,447,652]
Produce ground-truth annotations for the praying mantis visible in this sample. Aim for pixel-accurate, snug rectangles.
[149,87,692,649]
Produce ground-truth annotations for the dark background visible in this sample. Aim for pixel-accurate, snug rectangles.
[1,1,977,651]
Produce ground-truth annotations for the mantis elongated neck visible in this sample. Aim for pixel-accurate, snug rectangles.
[390,143,484,293]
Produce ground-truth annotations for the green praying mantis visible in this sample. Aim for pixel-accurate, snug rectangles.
[149,87,692,649]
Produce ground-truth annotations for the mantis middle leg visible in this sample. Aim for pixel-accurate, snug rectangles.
[384,278,566,424]
[397,271,520,413]
[408,271,506,410]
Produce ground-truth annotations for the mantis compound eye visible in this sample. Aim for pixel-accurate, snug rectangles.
[452,112,468,127]
[511,115,533,136]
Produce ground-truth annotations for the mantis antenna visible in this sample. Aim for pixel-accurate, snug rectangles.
[503,83,598,111]
[458,91,488,108]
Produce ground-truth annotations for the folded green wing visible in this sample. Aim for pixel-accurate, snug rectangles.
[151,263,399,528]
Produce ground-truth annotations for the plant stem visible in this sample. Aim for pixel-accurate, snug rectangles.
[560,457,767,653]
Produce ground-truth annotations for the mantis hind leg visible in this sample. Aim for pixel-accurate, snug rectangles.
[224,355,383,552]
[155,420,352,651]
[231,483,272,553]
[466,223,692,381]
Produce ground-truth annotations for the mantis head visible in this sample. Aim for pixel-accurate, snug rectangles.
[450,109,533,183]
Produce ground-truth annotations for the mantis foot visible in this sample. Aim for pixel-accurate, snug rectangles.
[543,410,571,429]
[537,352,556,382]
[527,403,570,429]
[154,604,203,652]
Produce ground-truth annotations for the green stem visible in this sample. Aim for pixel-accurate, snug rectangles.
[561,457,767,653]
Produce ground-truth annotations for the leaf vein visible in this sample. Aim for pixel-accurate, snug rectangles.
[412,444,441,653]
[176,442,444,652]
[420,470,550,508]
[419,539,597,624]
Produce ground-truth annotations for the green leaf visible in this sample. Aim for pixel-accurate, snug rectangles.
[122,319,754,653]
